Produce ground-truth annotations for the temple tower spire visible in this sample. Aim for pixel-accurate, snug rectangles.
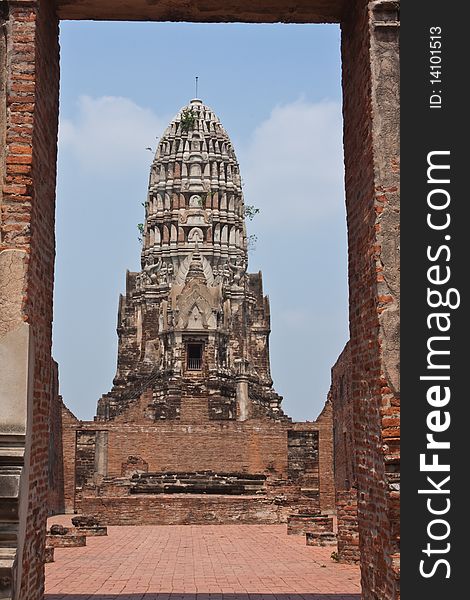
[97,99,284,425]
[140,98,247,291]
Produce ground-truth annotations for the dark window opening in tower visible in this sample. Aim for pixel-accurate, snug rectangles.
[187,343,203,371]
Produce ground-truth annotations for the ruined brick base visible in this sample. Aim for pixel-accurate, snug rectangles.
[79,494,292,526]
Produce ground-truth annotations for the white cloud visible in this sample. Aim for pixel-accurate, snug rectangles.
[238,99,345,226]
[59,95,168,173]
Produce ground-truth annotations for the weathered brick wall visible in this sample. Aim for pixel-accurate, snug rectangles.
[287,430,319,484]
[74,420,291,478]
[61,411,332,520]
[61,403,79,513]
[80,494,286,526]
[329,343,359,563]
[63,409,332,524]
[336,489,360,563]
[47,360,64,515]
[75,430,97,487]
[315,401,335,512]
[341,1,400,597]
[0,2,59,598]
[330,343,355,491]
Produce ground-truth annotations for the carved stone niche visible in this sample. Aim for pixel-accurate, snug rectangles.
[121,455,149,477]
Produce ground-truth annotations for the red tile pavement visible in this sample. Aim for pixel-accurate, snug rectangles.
[45,517,360,599]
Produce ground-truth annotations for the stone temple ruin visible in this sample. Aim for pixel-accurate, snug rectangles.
[98,99,283,423]
[60,99,335,525]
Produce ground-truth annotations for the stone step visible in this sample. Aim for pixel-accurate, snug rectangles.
[306,531,337,547]
[46,533,86,548]
[71,525,107,537]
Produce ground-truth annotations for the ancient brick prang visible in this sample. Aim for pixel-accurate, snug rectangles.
[97,99,286,425]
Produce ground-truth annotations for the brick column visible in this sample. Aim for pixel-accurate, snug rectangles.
[0,1,59,598]
[341,1,400,598]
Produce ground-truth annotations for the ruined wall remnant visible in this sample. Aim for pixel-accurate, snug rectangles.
[329,343,360,563]
[61,403,332,525]
[341,0,400,595]
[47,361,64,515]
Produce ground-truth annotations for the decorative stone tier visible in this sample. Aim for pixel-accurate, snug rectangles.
[129,471,266,495]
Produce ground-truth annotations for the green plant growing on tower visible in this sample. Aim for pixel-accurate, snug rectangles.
[244,205,260,253]
[137,223,144,244]
[180,107,196,133]
[244,205,260,221]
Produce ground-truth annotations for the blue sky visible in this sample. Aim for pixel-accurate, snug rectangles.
[54,21,348,421]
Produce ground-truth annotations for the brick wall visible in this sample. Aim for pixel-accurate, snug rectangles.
[61,403,79,513]
[315,401,335,512]
[75,430,97,488]
[47,360,64,515]
[65,419,296,479]
[287,430,319,483]
[80,495,285,526]
[329,343,359,563]
[0,2,59,599]
[336,490,360,563]
[330,344,355,491]
[341,1,400,597]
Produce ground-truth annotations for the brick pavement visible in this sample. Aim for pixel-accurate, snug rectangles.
[45,517,360,600]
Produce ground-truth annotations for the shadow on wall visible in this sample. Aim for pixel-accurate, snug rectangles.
[45,596,361,600]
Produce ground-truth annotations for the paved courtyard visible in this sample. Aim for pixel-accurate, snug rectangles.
[45,519,360,600]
